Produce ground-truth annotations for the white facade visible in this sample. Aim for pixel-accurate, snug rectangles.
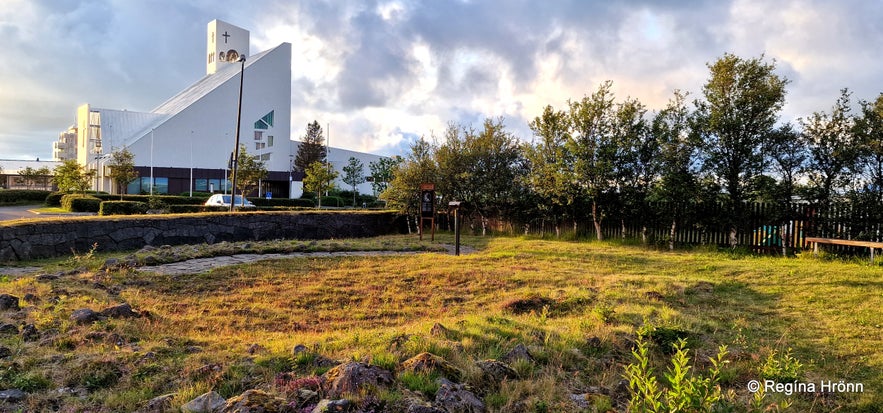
[53,20,385,199]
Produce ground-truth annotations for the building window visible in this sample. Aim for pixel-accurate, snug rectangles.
[127,177,169,194]
[267,136,274,147]
[254,131,263,141]
[253,110,274,130]
[261,153,271,161]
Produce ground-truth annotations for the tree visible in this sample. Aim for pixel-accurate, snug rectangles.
[294,121,326,174]
[18,167,37,189]
[342,156,365,206]
[368,156,402,197]
[853,93,883,204]
[568,81,618,240]
[696,53,788,246]
[435,118,524,235]
[651,90,700,250]
[228,145,267,206]
[35,166,52,190]
[382,137,437,232]
[54,159,94,193]
[526,105,577,237]
[303,161,338,208]
[610,96,657,242]
[800,89,862,209]
[765,123,806,255]
[106,148,139,199]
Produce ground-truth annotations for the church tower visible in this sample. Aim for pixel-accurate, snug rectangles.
[206,19,250,75]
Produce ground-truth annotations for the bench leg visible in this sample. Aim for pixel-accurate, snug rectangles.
[871,247,875,265]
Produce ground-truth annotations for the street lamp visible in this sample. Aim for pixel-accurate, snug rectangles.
[92,141,102,191]
[229,56,246,212]
[289,154,294,199]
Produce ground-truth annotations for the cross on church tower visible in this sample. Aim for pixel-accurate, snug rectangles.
[207,20,249,75]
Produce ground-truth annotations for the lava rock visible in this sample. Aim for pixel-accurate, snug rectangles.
[0,294,20,311]
[70,308,103,324]
[322,362,394,398]
[100,303,141,319]
[181,391,226,413]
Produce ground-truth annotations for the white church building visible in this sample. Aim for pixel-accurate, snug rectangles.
[53,20,384,198]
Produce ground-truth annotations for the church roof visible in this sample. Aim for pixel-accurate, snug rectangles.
[118,45,281,148]
[151,46,275,115]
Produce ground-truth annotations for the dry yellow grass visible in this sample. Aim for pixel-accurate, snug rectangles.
[0,234,880,411]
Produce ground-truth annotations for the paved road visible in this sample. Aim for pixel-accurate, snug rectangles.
[0,205,39,221]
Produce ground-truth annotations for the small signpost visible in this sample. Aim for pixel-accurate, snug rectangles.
[419,183,435,241]
[449,201,461,256]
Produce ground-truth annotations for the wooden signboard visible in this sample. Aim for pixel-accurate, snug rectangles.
[419,183,435,241]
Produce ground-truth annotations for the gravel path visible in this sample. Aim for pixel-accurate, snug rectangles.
[0,244,476,277]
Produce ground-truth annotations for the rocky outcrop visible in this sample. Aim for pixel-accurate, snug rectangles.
[221,389,291,413]
[0,294,19,311]
[182,391,226,413]
[401,352,462,381]
[0,211,403,261]
[434,378,485,413]
[322,362,395,398]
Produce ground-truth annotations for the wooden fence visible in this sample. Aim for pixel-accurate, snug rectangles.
[438,201,883,255]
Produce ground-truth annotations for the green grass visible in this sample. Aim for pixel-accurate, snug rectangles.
[0,234,880,411]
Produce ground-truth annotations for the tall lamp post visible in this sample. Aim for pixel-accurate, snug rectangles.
[289,154,294,199]
[229,56,246,212]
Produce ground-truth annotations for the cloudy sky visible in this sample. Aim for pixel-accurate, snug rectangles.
[1,0,882,160]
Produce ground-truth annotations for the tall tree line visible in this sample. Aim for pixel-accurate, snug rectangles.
[382,54,883,246]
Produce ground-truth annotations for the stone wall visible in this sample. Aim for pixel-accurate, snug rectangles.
[0,211,404,261]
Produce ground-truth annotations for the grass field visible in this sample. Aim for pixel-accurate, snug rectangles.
[0,234,880,412]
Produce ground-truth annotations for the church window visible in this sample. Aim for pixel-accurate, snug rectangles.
[253,111,275,130]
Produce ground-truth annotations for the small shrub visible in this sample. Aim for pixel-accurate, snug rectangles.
[99,201,149,216]
[760,348,803,382]
[60,194,101,212]
[625,336,728,412]
[45,191,66,206]
[592,303,616,324]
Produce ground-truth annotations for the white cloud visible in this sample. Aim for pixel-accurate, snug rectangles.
[2,0,883,160]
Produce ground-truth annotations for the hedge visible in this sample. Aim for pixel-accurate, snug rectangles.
[167,205,228,213]
[99,201,149,216]
[248,197,316,207]
[0,189,51,204]
[60,194,102,213]
[320,196,344,207]
[45,192,65,207]
[93,194,210,205]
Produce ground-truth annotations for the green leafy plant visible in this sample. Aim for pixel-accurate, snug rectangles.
[625,335,728,412]
[760,348,803,382]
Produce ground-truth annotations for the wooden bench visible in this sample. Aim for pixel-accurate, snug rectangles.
[805,237,883,264]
